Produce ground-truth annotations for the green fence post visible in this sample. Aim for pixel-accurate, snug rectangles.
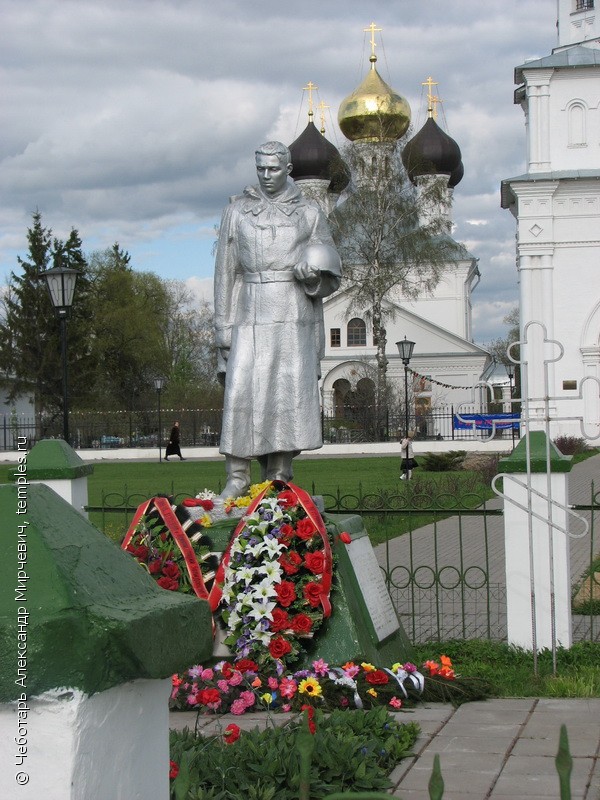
[555,724,572,800]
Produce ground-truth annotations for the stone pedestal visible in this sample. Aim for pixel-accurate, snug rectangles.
[0,483,213,800]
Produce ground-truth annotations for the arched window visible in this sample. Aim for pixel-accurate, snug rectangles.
[568,101,586,146]
[347,318,367,346]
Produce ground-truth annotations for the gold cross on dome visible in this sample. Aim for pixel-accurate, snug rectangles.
[364,22,382,59]
[318,100,330,134]
[303,81,318,119]
[422,76,439,118]
[430,95,442,120]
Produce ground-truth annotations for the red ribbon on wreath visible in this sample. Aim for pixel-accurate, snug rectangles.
[122,497,210,600]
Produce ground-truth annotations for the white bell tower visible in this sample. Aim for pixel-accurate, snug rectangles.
[501,0,600,441]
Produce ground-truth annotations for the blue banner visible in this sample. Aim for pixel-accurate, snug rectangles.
[453,413,520,430]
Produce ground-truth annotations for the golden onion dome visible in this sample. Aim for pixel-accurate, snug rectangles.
[338,55,411,143]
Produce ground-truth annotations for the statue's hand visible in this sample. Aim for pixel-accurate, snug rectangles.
[293,261,320,286]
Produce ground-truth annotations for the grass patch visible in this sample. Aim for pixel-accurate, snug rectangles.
[412,640,600,698]
[0,457,495,544]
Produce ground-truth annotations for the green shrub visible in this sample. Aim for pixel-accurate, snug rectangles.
[169,707,419,799]
[419,451,467,472]
[553,436,589,455]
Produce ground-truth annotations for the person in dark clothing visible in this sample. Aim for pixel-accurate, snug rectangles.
[165,420,185,461]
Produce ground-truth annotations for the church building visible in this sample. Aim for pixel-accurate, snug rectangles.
[501,0,600,441]
[289,32,492,440]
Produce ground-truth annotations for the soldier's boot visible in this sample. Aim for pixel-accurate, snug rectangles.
[219,456,251,499]
[265,451,294,484]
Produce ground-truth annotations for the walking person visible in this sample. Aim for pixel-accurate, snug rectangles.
[400,430,417,480]
[165,420,185,461]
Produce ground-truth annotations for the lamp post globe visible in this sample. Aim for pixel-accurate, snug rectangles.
[154,377,166,462]
[43,261,80,444]
[396,337,415,438]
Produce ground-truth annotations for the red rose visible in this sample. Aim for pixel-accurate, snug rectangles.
[279,551,302,575]
[275,580,297,607]
[169,760,179,780]
[301,704,316,735]
[277,490,298,508]
[157,576,179,591]
[270,607,290,632]
[339,532,351,544]
[296,518,316,540]
[220,661,234,678]
[148,559,162,574]
[290,613,313,634]
[268,635,292,660]
[133,545,149,560]
[303,581,323,608]
[278,523,295,544]
[162,562,180,579]
[365,670,389,685]
[234,659,259,674]
[223,723,241,744]
[198,688,220,705]
[304,551,325,574]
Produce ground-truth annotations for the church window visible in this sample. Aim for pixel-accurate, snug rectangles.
[347,318,367,346]
[330,328,341,347]
[567,101,586,146]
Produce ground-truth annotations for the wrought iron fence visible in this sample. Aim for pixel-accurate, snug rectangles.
[319,484,506,643]
[0,404,521,451]
[0,408,223,451]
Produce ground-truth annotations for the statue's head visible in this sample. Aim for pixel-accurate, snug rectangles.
[255,141,293,197]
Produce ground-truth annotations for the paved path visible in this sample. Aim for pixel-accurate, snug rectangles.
[170,698,600,799]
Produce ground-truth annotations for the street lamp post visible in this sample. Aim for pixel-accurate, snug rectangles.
[396,337,416,438]
[506,363,516,449]
[154,377,165,462]
[43,260,79,444]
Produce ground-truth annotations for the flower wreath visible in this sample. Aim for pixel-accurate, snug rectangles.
[210,481,334,670]
[121,496,218,598]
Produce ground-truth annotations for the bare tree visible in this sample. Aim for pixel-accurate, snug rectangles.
[329,139,465,432]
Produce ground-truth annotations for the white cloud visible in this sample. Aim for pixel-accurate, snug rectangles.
[0,0,556,343]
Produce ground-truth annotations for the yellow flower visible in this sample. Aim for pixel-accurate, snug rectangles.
[234,495,251,508]
[200,514,212,527]
[391,662,402,672]
[249,481,272,498]
[361,662,376,673]
[298,677,322,697]
[260,692,273,705]
[367,688,378,698]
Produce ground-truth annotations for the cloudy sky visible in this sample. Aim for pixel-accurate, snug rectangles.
[0,0,557,344]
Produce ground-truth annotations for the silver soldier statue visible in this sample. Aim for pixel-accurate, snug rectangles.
[214,141,342,498]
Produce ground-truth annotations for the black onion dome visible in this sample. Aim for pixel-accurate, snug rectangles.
[448,160,464,188]
[402,117,462,184]
[289,121,350,192]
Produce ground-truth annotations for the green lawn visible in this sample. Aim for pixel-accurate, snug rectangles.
[0,455,496,543]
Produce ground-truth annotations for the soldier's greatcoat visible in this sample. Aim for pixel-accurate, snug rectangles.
[214,179,340,459]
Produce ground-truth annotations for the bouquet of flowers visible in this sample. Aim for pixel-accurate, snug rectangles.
[170,656,426,714]
[215,483,333,670]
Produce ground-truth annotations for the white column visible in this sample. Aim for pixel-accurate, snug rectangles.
[503,470,572,650]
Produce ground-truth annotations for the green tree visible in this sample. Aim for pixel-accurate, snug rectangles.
[0,211,95,426]
[329,139,464,434]
[86,244,172,409]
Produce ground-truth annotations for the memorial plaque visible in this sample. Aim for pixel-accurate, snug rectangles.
[345,535,400,643]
